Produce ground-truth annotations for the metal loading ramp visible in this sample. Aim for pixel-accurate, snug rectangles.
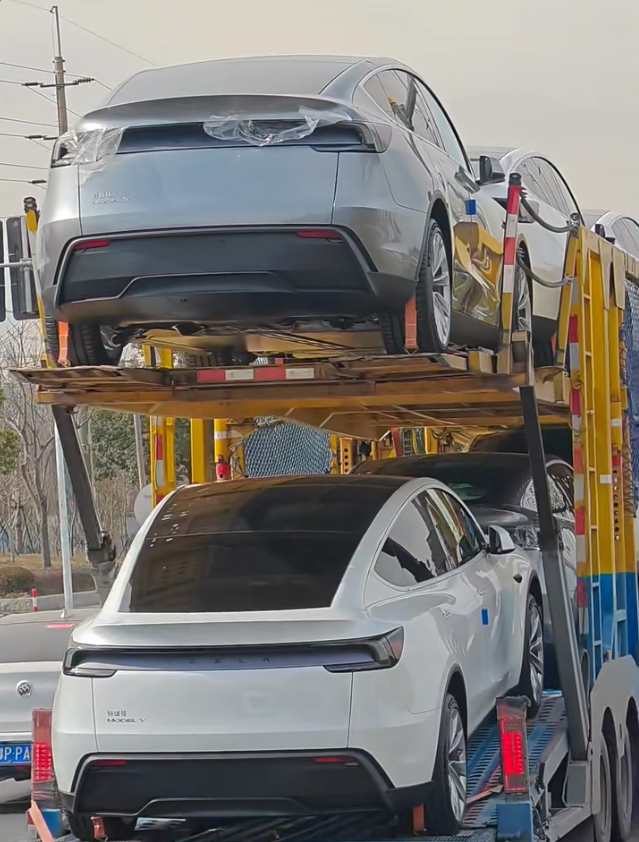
[12,351,569,439]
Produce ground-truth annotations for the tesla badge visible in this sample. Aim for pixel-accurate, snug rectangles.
[16,681,32,698]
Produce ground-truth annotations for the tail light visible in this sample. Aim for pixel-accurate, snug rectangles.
[324,627,404,673]
[497,696,529,794]
[297,230,342,241]
[73,239,111,251]
[31,709,55,806]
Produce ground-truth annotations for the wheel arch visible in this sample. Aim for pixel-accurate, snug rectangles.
[428,195,453,272]
[446,668,468,735]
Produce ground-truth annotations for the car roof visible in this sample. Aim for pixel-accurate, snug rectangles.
[107,55,396,106]
[353,452,532,474]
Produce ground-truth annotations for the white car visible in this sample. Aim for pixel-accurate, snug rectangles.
[583,210,639,259]
[0,608,96,782]
[468,147,582,366]
[53,475,543,841]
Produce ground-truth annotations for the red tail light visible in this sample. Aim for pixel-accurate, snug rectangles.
[73,239,111,250]
[32,709,54,785]
[297,230,342,241]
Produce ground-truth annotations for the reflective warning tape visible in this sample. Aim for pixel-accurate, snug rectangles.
[501,183,522,295]
[197,366,316,384]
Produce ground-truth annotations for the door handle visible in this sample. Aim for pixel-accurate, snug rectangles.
[477,589,486,596]
[442,610,451,618]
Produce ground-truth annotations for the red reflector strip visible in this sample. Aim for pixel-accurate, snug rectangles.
[196,366,316,384]
[297,230,341,240]
[73,239,111,250]
[313,756,357,764]
[47,623,74,629]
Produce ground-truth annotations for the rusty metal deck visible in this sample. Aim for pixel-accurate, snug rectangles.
[13,350,570,440]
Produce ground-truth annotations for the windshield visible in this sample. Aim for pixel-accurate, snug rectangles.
[125,476,404,613]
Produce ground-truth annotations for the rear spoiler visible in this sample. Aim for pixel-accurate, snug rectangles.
[80,94,362,131]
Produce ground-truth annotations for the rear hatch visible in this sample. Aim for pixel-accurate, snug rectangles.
[72,614,393,754]
[59,95,379,235]
[73,477,401,753]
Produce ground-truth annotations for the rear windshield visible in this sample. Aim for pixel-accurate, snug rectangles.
[109,58,352,106]
[125,477,403,613]
[0,620,77,664]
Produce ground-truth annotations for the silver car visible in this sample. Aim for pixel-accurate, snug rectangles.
[583,210,639,259]
[0,608,96,782]
[37,56,563,366]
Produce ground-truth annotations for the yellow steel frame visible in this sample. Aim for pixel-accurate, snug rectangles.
[144,346,177,506]
[555,228,639,669]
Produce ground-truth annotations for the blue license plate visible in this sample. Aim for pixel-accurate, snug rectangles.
[0,743,31,765]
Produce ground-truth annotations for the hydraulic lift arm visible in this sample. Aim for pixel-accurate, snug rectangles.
[52,402,117,587]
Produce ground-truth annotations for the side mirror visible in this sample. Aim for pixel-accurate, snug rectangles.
[488,525,516,555]
[478,154,506,186]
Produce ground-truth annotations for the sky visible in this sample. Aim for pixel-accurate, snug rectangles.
[0,0,637,220]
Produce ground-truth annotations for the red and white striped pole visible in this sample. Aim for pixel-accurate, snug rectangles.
[498,172,523,373]
[31,588,38,612]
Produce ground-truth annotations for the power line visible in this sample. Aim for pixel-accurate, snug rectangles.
[0,175,46,188]
[3,0,155,66]
[0,161,48,170]
[0,115,57,127]
[26,84,81,117]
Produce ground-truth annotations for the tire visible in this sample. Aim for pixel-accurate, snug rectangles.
[380,218,452,355]
[514,252,532,333]
[514,594,544,718]
[422,692,467,834]
[66,813,132,841]
[595,737,614,842]
[610,726,633,842]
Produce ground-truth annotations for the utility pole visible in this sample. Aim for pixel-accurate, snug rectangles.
[51,5,69,134]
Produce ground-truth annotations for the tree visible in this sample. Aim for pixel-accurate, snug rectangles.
[0,322,55,567]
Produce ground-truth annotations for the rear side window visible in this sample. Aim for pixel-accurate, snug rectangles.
[125,478,401,613]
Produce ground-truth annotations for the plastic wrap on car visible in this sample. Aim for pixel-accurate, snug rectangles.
[57,127,124,166]
[203,107,352,147]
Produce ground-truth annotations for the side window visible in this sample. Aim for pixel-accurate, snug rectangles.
[536,159,569,215]
[428,490,484,565]
[623,219,639,257]
[410,80,441,146]
[414,80,469,169]
[356,74,395,119]
[373,500,448,587]
[519,474,573,521]
[548,163,579,216]
[377,70,413,130]
[517,158,552,206]
[610,220,633,253]
[548,465,575,522]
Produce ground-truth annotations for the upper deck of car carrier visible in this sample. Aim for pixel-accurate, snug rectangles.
[13,186,639,842]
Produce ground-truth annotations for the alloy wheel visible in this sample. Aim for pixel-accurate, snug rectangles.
[528,602,544,706]
[515,263,532,332]
[430,228,452,348]
[447,705,467,823]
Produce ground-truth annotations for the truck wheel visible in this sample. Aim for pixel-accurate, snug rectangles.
[67,813,132,841]
[611,726,633,842]
[595,738,613,842]
[514,594,544,718]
